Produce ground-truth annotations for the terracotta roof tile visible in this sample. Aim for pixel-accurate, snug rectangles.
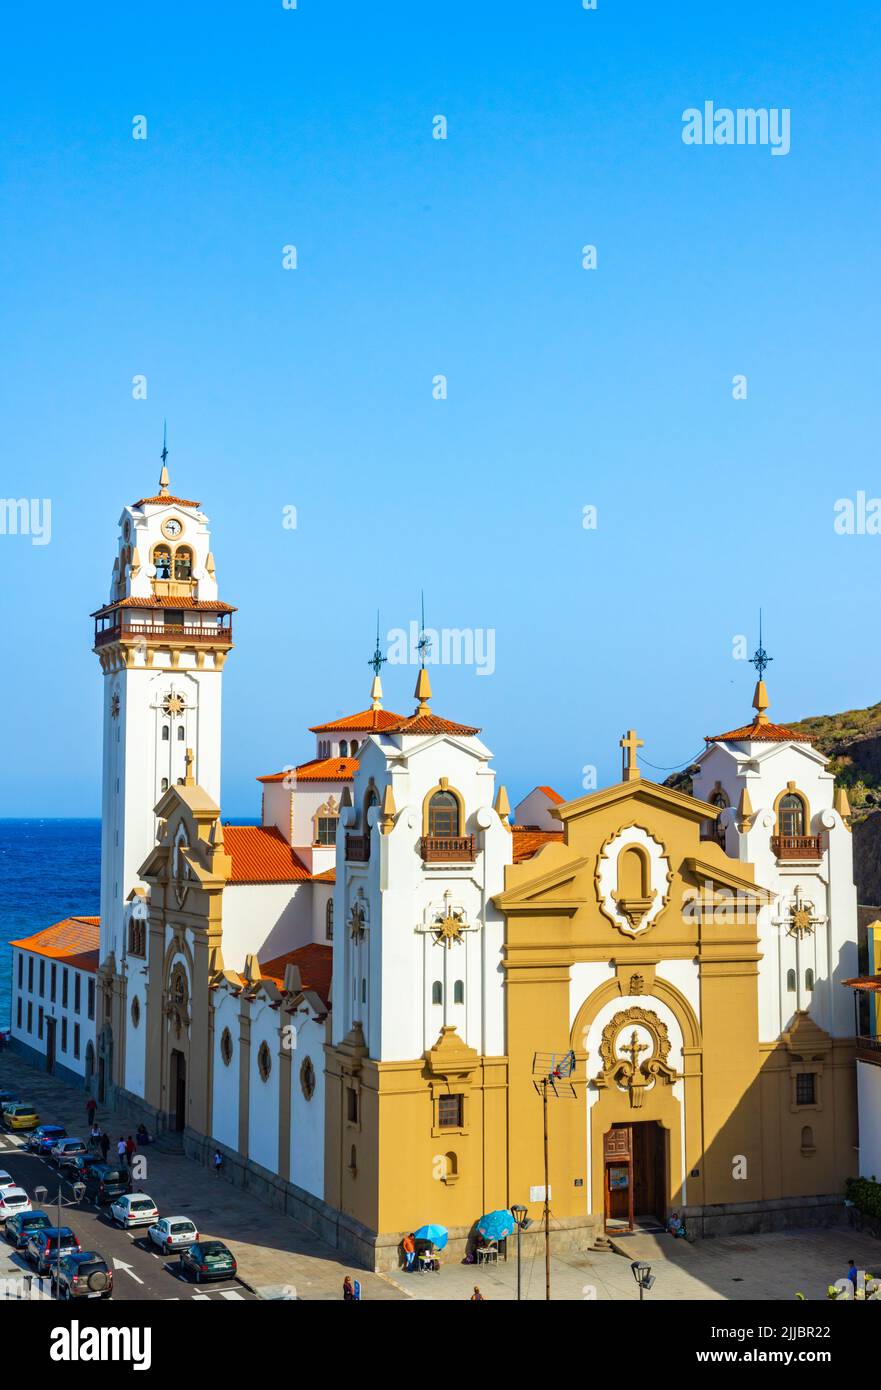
[311,867,336,883]
[511,829,565,862]
[224,826,311,883]
[257,757,357,784]
[92,596,236,618]
[309,708,405,734]
[386,712,481,736]
[706,720,812,744]
[255,943,333,1009]
[133,494,201,509]
[10,917,100,972]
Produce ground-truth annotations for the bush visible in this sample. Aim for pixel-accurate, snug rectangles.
[846,1176,881,1218]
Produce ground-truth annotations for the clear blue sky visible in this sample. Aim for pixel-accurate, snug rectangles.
[2,0,879,816]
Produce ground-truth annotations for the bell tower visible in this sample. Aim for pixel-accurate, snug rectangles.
[92,442,234,1102]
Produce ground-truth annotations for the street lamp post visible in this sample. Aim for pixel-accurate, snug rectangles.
[510,1205,531,1302]
[631,1260,655,1301]
[34,1179,85,1299]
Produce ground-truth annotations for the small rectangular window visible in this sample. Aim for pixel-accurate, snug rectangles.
[347,1088,359,1124]
[74,1024,80,1060]
[61,1018,68,1052]
[75,975,81,1013]
[38,1007,43,1040]
[17,998,22,1028]
[39,960,45,997]
[316,817,337,847]
[17,954,22,989]
[50,964,56,1003]
[27,1002,33,1034]
[796,1073,816,1106]
[87,979,95,1021]
[62,969,69,1009]
[438,1094,463,1129]
[28,957,34,992]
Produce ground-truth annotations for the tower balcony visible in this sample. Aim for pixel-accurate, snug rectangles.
[420,834,476,863]
[94,619,233,650]
[345,834,371,863]
[770,833,823,861]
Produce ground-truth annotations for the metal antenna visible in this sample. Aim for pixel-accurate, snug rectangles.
[160,420,169,469]
[750,609,773,679]
[531,1050,577,1301]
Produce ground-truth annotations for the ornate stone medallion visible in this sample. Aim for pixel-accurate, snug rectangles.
[595,824,672,938]
[594,1006,679,1109]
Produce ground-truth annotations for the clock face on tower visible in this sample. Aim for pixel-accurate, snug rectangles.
[161,517,183,539]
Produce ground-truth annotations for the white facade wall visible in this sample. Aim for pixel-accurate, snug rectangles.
[856,1061,881,1181]
[247,999,280,1174]
[211,988,241,1152]
[694,738,858,1043]
[289,1011,326,1198]
[222,882,312,972]
[334,730,512,1063]
[514,787,563,830]
[9,947,96,1079]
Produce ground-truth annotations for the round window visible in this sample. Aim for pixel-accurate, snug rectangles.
[300,1056,316,1100]
[220,1027,233,1067]
[257,1041,272,1082]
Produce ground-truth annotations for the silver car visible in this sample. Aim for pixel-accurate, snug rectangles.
[147,1216,199,1254]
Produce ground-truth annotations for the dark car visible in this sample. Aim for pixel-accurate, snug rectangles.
[51,1250,113,1301]
[25,1125,67,1155]
[0,1090,20,1109]
[27,1226,82,1274]
[5,1209,52,1250]
[179,1240,238,1284]
[65,1153,102,1182]
[83,1163,131,1205]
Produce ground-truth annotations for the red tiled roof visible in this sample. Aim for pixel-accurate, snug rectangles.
[10,917,100,973]
[224,826,311,883]
[133,494,201,509]
[511,829,565,862]
[312,867,336,883]
[257,757,358,784]
[537,786,564,804]
[92,596,236,618]
[706,720,812,744]
[385,712,481,736]
[256,943,333,1009]
[309,708,405,734]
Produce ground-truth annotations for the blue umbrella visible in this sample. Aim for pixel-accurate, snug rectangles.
[414,1223,448,1249]
[477,1209,517,1242]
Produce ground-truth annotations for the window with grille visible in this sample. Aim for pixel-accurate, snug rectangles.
[316,816,337,846]
[428,791,459,838]
[796,1072,816,1106]
[438,1094,463,1128]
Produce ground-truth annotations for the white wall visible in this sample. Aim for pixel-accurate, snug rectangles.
[857,1061,881,1181]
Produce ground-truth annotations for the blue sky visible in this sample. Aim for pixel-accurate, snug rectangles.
[2,0,879,816]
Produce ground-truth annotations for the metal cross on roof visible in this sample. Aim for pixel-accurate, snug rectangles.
[368,611,387,678]
[416,589,432,665]
[160,420,169,468]
[750,609,773,679]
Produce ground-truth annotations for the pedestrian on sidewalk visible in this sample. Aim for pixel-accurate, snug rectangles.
[86,1095,97,1128]
[343,1276,355,1301]
[89,1123,101,1152]
[213,1149,223,1176]
[470,1286,485,1301]
[117,1136,127,1167]
[99,1131,110,1161]
[125,1135,137,1167]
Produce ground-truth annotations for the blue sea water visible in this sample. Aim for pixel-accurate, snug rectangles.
[0,819,102,1029]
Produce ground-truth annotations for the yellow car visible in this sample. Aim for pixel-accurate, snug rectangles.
[3,1104,39,1131]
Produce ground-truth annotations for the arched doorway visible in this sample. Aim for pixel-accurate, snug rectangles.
[603,1121,668,1232]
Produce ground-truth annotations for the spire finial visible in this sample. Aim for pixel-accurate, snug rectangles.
[368,611,387,710]
[416,590,432,667]
[750,610,773,725]
[619,728,644,782]
[159,421,170,496]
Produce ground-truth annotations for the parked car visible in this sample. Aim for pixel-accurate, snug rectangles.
[2,1103,39,1131]
[0,1188,31,1223]
[65,1153,102,1182]
[25,1125,67,1154]
[0,1090,20,1109]
[27,1226,82,1274]
[147,1216,199,1254]
[51,1250,113,1301]
[0,1170,17,1192]
[83,1164,131,1205]
[110,1193,158,1229]
[50,1138,87,1169]
[179,1240,237,1283]
[5,1208,51,1250]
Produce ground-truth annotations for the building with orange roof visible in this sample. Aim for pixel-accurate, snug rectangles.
[8,917,100,1085]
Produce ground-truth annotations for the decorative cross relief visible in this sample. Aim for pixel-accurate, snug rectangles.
[594,1007,679,1110]
[774,884,826,939]
[418,890,478,949]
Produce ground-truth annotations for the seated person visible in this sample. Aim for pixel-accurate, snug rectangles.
[667,1211,695,1243]
[135,1122,153,1145]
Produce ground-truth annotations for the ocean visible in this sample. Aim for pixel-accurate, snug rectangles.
[0,819,102,1029]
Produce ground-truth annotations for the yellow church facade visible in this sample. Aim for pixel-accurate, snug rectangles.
[325,726,857,1268]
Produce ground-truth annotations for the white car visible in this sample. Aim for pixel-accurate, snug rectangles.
[147,1216,199,1254]
[0,1171,16,1192]
[0,1188,31,1223]
[110,1193,158,1229]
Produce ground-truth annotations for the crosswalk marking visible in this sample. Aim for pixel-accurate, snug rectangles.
[219,1290,244,1300]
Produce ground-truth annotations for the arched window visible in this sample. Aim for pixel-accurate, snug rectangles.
[173,546,193,580]
[786,969,796,992]
[340,740,348,756]
[177,724,185,741]
[162,726,170,742]
[443,1151,458,1182]
[428,790,459,838]
[161,777,169,792]
[778,793,806,837]
[710,789,729,845]
[801,1125,815,1152]
[805,968,815,991]
[351,740,359,755]
[432,981,443,1005]
[326,899,334,941]
[361,979,367,1004]
[153,545,172,580]
[364,787,379,825]
[453,979,464,1005]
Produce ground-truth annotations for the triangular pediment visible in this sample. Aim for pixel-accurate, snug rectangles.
[552,777,720,827]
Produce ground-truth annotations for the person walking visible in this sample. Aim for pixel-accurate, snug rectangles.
[86,1095,97,1128]
[343,1276,355,1301]
[213,1149,223,1176]
[125,1135,137,1167]
[99,1131,110,1161]
[89,1122,101,1152]
[117,1136,127,1167]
